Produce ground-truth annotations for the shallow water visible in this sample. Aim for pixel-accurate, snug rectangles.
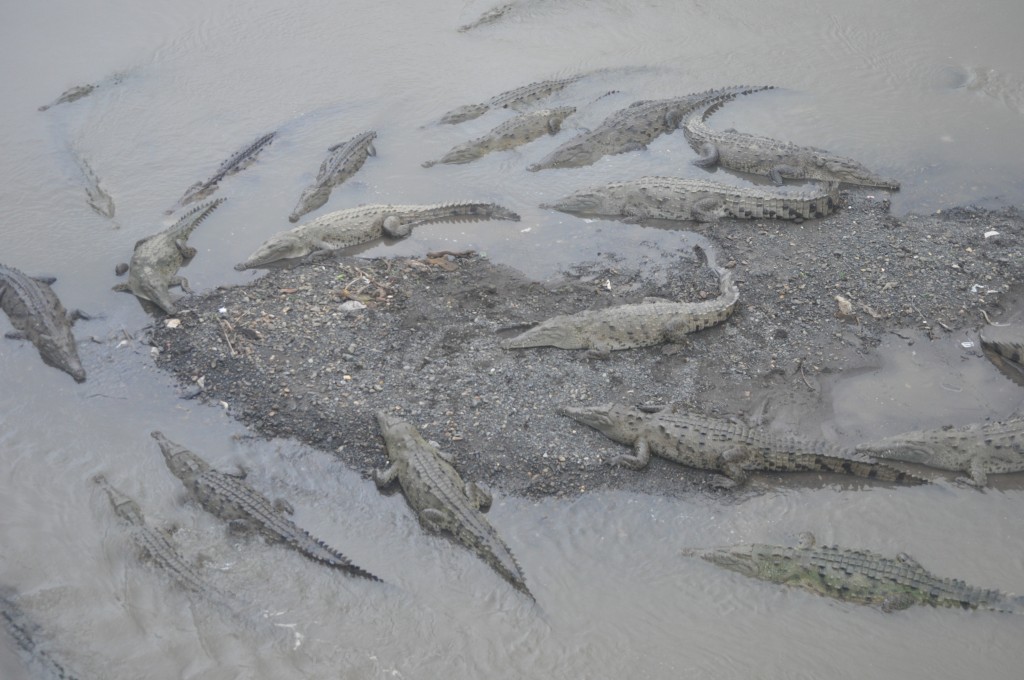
[2,1,1024,678]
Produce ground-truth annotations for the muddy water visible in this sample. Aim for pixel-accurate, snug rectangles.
[2,1,1023,678]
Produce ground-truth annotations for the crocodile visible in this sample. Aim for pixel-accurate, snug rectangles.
[855,418,1024,486]
[559,403,929,488]
[502,258,738,352]
[438,75,584,125]
[681,94,901,189]
[289,131,378,223]
[235,202,520,270]
[980,323,1024,388]
[683,532,1024,613]
[0,263,89,383]
[543,176,840,223]
[166,131,276,214]
[113,198,225,315]
[38,83,97,112]
[527,85,774,172]
[2,588,81,680]
[374,411,532,598]
[70,150,115,219]
[152,431,381,581]
[423,107,575,167]
[93,474,237,604]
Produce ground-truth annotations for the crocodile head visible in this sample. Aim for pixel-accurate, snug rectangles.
[541,184,632,217]
[557,403,646,445]
[94,474,145,524]
[527,136,605,172]
[375,410,421,457]
[234,231,313,270]
[816,155,901,190]
[152,431,209,480]
[289,186,331,223]
[439,103,489,125]
[35,331,86,383]
[689,544,803,584]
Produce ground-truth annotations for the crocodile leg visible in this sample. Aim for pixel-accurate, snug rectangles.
[610,437,652,470]
[168,276,192,293]
[373,463,400,488]
[881,592,916,612]
[273,499,295,515]
[465,482,492,512]
[693,143,720,168]
[419,508,449,532]
[959,457,988,487]
[691,197,725,222]
[768,165,802,185]
[719,448,751,488]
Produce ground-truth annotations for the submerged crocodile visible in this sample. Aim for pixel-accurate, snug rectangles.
[71,150,115,219]
[0,264,89,383]
[438,75,583,125]
[289,131,378,223]
[424,107,575,167]
[560,403,929,488]
[38,71,128,112]
[152,431,381,581]
[684,532,1024,613]
[94,474,236,603]
[113,198,225,315]
[856,418,1024,486]
[682,94,901,189]
[527,85,773,172]
[2,588,81,680]
[166,131,276,214]
[502,257,737,352]
[543,176,840,223]
[235,202,520,270]
[980,323,1024,388]
[374,411,532,598]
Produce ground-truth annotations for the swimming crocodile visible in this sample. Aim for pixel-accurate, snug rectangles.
[113,198,225,315]
[0,263,89,383]
[527,85,773,172]
[70,150,115,219]
[235,202,520,270]
[152,431,380,580]
[502,258,737,352]
[166,131,275,214]
[94,474,236,603]
[683,532,1023,613]
[855,418,1024,486]
[374,411,532,598]
[424,107,575,167]
[289,131,378,223]
[543,176,840,223]
[560,403,929,488]
[980,323,1024,388]
[438,75,583,125]
[2,588,81,680]
[681,94,901,189]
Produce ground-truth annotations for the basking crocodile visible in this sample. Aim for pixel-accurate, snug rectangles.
[166,131,276,214]
[527,85,773,172]
[502,259,737,352]
[113,198,225,315]
[235,202,520,270]
[980,323,1024,388]
[94,474,238,604]
[152,431,381,581]
[560,403,929,488]
[0,263,89,383]
[683,532,1024,613]
[424,107,575,167]
[2,588,81,680]
[855,418,1024,486]
[289,131,378,223]
[681,94,901,189]
[438,75,583,125]
[543,176,840,223]
[71,150,115,219]
[374,411,532,598]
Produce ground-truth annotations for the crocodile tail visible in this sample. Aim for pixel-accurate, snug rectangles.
[299,535,383,581]
[774,453,930,485]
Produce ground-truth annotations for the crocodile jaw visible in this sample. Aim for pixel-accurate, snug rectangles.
[235,232,312,270]
[151,431,206,480]
[694,546,771,580]
[542,188,624,216]
[289,186,330,223]
[559,404,641,445]
[37,333,86,382]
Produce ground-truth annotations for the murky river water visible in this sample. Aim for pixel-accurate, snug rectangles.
[2,1,1023,678]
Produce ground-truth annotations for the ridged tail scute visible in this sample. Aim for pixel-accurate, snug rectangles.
[298,535,383,582]
[775,453,930,485]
